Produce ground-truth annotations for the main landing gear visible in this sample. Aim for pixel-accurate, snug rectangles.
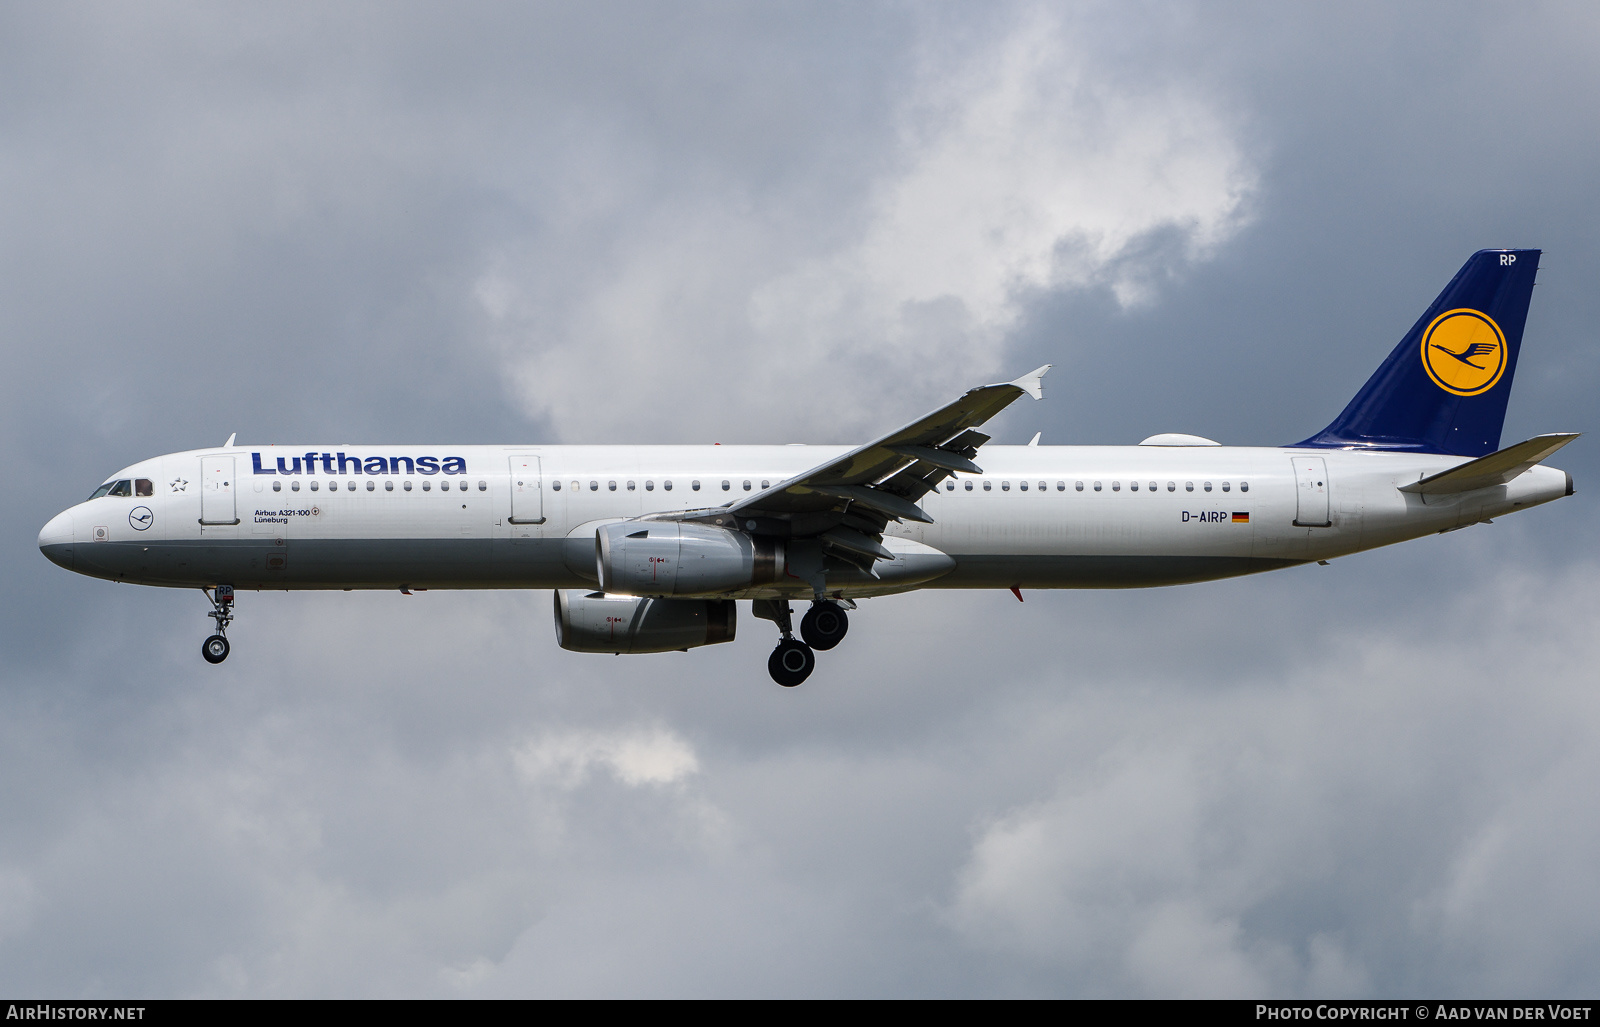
[756,599,850,687]
[201,585,234,664]
[800,601,849,651]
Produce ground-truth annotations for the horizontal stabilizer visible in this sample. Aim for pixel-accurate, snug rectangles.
[1398,433,1579,495]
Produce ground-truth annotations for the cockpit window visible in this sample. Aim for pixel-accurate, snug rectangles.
[106,480,132,498]
[88,482,114,500]
[135,479,153,497]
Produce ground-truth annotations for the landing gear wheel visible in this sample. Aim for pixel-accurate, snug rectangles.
[768,639,815,687]
[202,634,230,664]
[800,602,849,651]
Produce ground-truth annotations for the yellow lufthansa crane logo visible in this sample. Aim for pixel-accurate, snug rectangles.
[1420,308,1507,396]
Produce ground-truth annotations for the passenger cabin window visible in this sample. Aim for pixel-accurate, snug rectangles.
[1148,481,1157,492]
[644,480,653,491]
[983,481,991,491]
[1019,481,1028,491]
[292,480,301,492]
[1186,482,1194,492]
[347,481,356,491]
[1093,481,1102,491]
[1222,481,1230,492]
[135,479,153,497]
[403,481,411,491]
[1130,481,1139,491]
[1039,481,1047,492]
[366,481,375,491]
[551,480,561,491]
[310,481,319,491]
[692,480,701,491]
[1167,482,1175,492]
[945,481,955,491]
[1075,481,1084,491]
[589,481,598,491]
[459,480,468,491]
[761,480,770,489]
[664,480,673,491]
[1203,481,1212,492]
[721,480,730,491]
[479,480,487,491]
[1001,481,1010,491]
[1112,481,1121,491]
[965,481,973,491]
[272,481,282,492]
[627,481,636,491]
[385,481,394,491]
[742,480,751,491]
[1241,482,1250,492]
[422,481,430,491]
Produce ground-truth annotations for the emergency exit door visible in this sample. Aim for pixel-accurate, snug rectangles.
[509,454,545,524]
[1291,456,1331,527]
[200,456,239,525]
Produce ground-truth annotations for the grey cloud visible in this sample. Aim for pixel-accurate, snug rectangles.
[2,0,1598,998]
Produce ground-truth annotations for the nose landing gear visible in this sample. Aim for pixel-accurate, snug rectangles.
[201,585,234,664]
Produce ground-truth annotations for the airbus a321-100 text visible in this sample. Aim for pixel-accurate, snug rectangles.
[39,250,1577,686]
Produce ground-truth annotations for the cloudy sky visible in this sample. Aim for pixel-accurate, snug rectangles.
[3,0,1598,997]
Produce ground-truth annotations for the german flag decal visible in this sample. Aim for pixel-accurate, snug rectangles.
[1232,512,1250,523]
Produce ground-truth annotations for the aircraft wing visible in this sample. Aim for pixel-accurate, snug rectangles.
[727,365,1048,521]
[663,366,1049,570]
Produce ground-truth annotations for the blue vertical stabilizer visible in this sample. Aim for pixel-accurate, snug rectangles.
[1294,249,1540,456]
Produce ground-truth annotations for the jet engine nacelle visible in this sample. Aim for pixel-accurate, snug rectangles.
[595,521,783,596]
[553,590,737,654]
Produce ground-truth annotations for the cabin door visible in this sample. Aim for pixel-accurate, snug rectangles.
[509,454,545,525]
[1291,456,1331,527]
[200,456,239,525]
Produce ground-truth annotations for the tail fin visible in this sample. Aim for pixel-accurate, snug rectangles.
[1294,249,1540,456]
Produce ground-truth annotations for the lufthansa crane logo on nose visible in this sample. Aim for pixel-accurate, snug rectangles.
[1420,308,1507,396]
[129,506,154,531]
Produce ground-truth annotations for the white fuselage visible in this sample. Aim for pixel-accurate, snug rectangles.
[38,443,1572,597]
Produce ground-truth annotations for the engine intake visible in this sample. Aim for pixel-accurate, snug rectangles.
[553,590,737,654]
[596,521,783,596]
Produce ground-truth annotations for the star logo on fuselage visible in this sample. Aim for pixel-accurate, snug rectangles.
[170,478,188,492]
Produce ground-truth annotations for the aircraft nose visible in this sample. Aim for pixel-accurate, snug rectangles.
[38,509,75,570]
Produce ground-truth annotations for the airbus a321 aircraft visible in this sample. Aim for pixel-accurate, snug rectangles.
[39,250,1577,686]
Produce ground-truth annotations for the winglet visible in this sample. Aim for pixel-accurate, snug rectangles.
[224,432,237,448]
[1009,364,1050,400]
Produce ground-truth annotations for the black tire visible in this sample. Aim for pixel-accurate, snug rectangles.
[202,634,230,664]
[768,639,815,687]
[800,602,849,651]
